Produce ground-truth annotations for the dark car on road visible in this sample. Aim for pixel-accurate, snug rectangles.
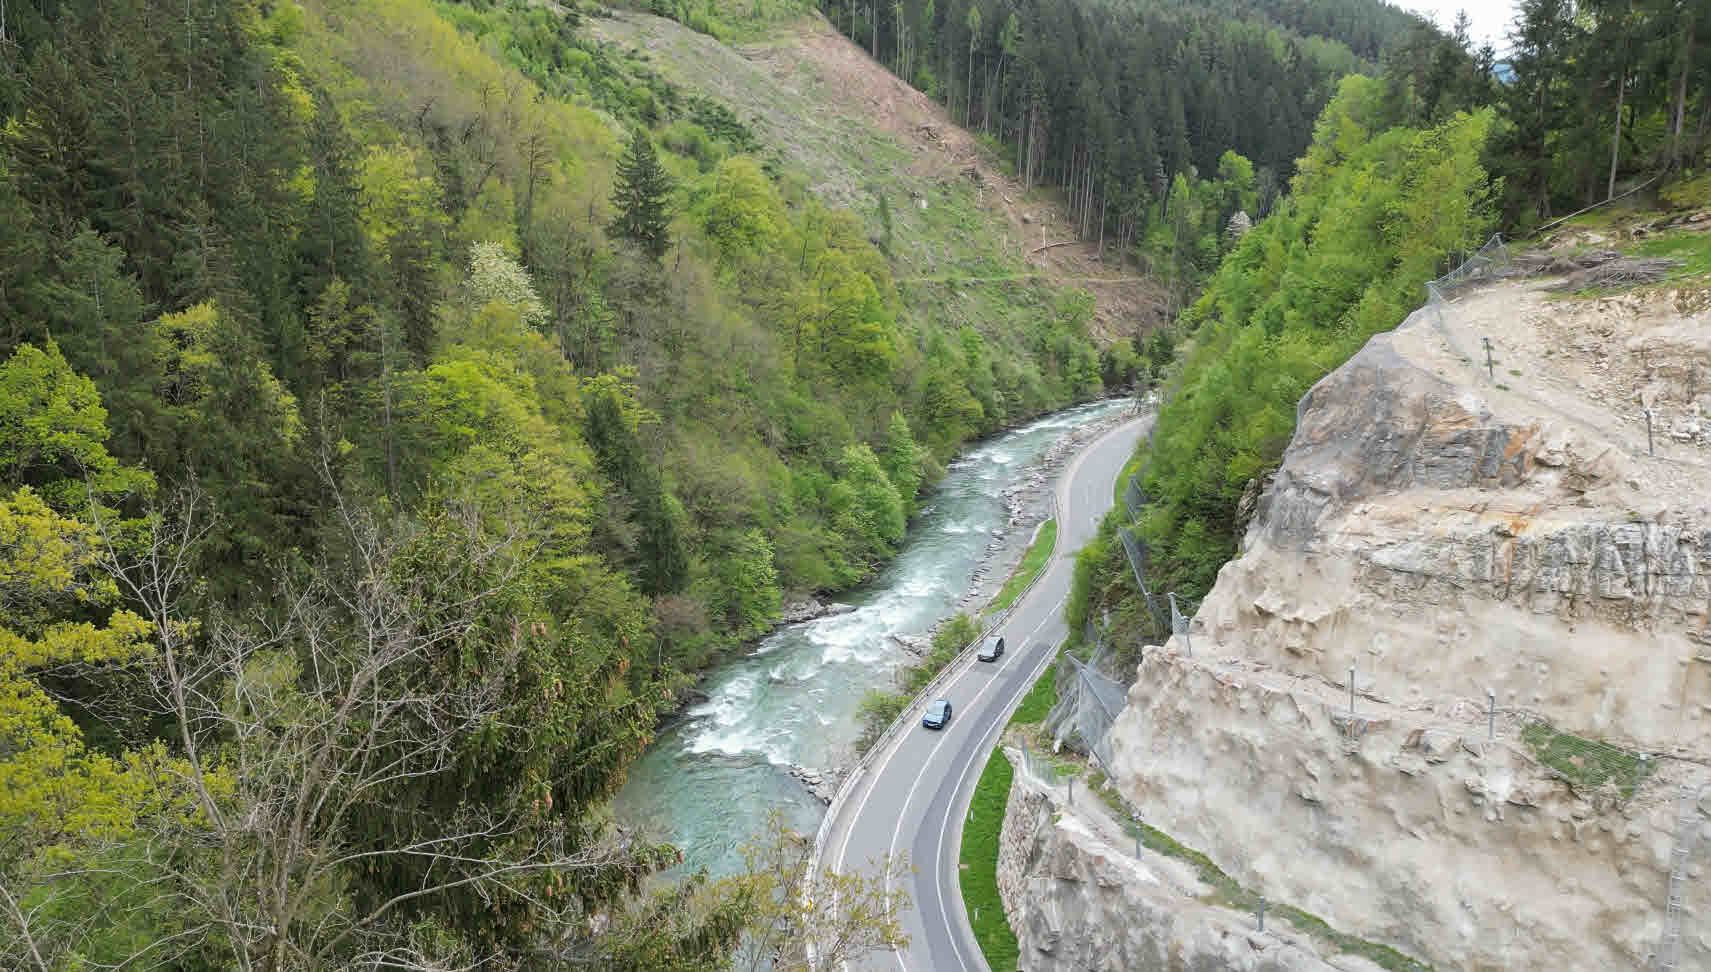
[922,698,952,730]
[977,636,1005,662]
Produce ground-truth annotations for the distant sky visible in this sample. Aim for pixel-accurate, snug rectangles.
[1399,0,1520,52]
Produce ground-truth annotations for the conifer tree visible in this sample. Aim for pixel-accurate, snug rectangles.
[608,128,674,260]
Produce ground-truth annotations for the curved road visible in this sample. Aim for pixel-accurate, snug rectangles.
[818,414,1151,971]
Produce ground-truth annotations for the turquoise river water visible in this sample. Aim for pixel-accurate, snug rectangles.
[612,399,1125,877]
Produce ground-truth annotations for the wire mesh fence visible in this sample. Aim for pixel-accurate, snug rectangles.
[1122,478,1146,518]
[1025,618,1693,970]
[1055,231,1705,967]
[1422,231,1706,472]
[1047,624,1131,770]
[1425,233,1512,306]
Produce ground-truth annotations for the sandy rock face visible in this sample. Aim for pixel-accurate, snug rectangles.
[1048,282,1711,970]
[997,765,1362,972]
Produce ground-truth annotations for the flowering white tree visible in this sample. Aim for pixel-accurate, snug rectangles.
[467,241,549,331]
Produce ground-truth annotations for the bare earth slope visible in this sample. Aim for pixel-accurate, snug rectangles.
[587,10,1162,341]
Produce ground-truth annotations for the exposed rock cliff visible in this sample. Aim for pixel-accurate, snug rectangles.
[996,750,1371,971]
[1012,277,1711,969]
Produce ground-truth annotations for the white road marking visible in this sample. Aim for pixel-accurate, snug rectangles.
[887,595,1066,972]
[824,416,1150,972]
[932,599,1069,972]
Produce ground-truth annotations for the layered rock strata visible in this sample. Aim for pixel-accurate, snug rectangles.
[1013,281,1711,969]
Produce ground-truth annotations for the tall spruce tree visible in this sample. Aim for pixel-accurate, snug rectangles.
[608,128,674,260]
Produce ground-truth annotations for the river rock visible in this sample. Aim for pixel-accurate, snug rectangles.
[781,598,857,624]
[787,763,843,804]
[779,598,823,623]
[890,633,930,656]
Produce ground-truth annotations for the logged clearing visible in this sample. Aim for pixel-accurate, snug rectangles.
[587,9,1164,341]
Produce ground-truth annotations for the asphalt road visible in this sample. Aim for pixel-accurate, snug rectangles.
[819,413,1151,972]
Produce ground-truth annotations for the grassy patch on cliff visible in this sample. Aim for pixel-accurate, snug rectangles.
[1520,722,1654,799]
[1632,226,1711,280]
[960,750,1020,971]
[1083,769,1433,970]
[988,520,1056,615]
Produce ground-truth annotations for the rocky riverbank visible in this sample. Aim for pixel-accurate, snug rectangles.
[952,402,1136,616]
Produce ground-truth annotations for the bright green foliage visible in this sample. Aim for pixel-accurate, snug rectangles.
[399,349,594,546]
[832,443,907,566]
[0,342,152,514]
[1120,79,1495,602]
[693,156,783,260]
[881,411,926,510]
[357,144,448,360]
[812,251,900,384]
[701,528,783,638]
[0,345,198,948]
[610,128,676,260]
[0,489,157,863]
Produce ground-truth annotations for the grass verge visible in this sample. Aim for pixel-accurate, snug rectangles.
[1009,666,1058,726]
[988,520,1056,615]
[1113,451,1144,505]
[960,750,1019,971]
[956,647,1061,970]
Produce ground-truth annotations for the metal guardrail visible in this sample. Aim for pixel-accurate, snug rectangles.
[809,452,1071,891]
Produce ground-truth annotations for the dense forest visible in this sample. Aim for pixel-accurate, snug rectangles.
[1497,0,1708,223]
[0,0,1102,964]
[5,0,1706,965]
[1072,0,1711,648]
[810,0,1434,298]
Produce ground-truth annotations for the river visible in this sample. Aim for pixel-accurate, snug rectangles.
[612,399,1127,877]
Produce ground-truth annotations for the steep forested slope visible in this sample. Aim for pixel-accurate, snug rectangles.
[0,0,1104,964]
[813,0,1426,270]
[584,5,1172,341]
[1072,0,1711,648]
[0,0,1118,670]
